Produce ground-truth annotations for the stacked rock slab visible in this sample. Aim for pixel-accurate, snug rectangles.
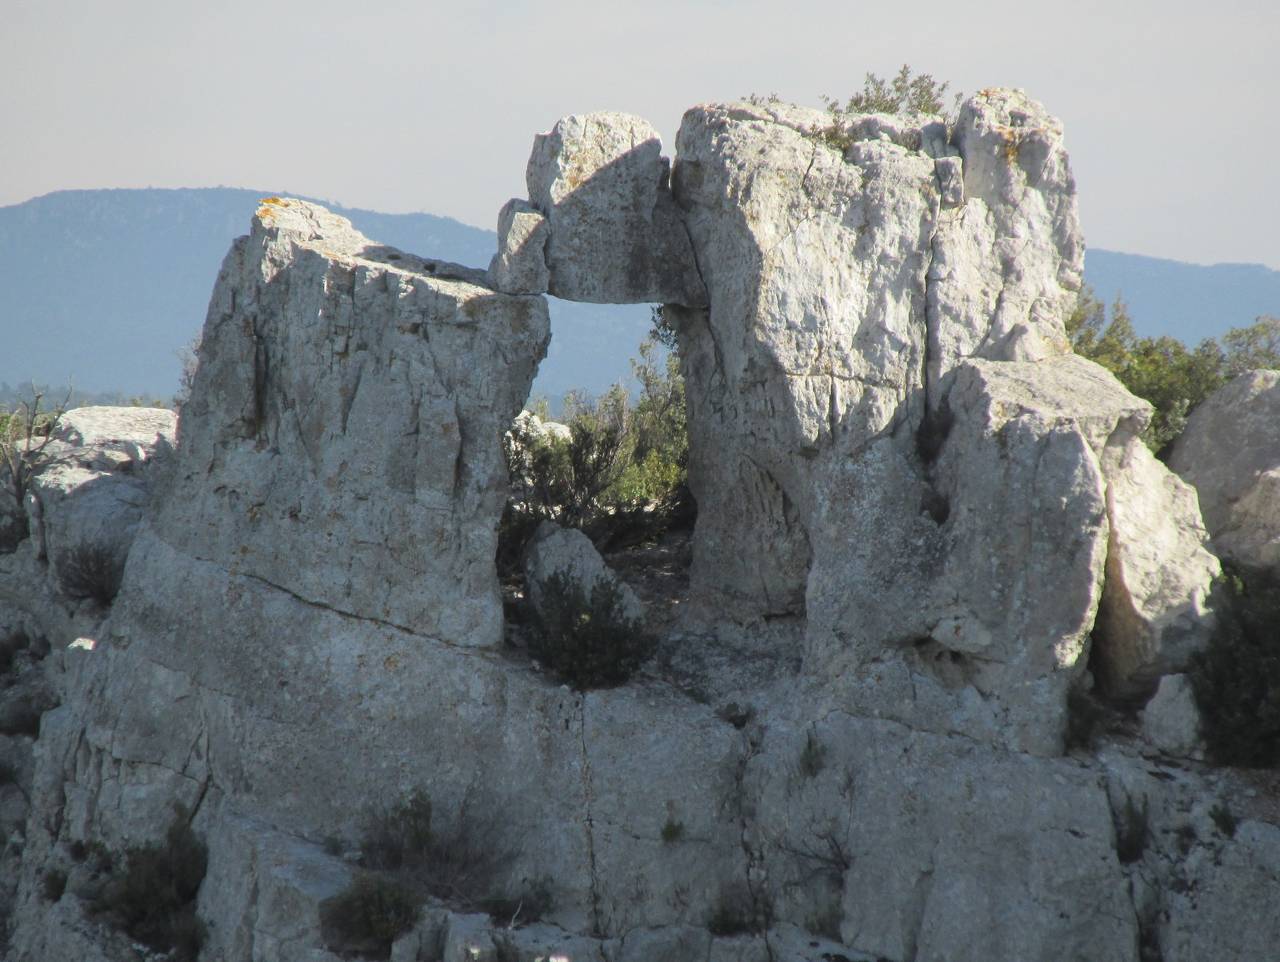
[493,112,708,306]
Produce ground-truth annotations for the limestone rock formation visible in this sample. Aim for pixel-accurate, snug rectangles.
[525,112,707,306]
[2,95,1272,962]
[1169,368,1280,574]
[161,197,549,647]
[665,92,1215,748]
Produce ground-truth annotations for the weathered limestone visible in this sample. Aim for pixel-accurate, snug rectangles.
[488,198,549,294]
[1169,368,1280,574]
[670,92,1084,622]
[162,198,549,647]
[666,93,1216,749]
[525,112,707,306]
[926,88,1082,395]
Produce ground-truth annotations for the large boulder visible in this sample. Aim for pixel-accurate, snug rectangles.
[523,112,707,307]
[524,521,644,625]
[1169,368,1280,574]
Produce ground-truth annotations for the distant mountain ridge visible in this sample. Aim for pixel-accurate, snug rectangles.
[1083,249,1280,345]
[1,188,1276,401]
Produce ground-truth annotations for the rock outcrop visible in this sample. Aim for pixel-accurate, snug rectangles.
[2,94,1272,962]
[1169,368,1280,574]
[661,93,1215,747]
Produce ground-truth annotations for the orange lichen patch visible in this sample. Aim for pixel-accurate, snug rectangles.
[256,196,290,222]
[993,126,1022,162]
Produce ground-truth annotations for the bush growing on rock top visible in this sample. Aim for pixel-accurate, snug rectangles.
[527,570,656,690]
[822,63,958,115]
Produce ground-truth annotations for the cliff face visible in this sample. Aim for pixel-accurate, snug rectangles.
[2,93,1277,962]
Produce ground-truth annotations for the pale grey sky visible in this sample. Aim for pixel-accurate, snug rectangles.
[4,0,1277,268]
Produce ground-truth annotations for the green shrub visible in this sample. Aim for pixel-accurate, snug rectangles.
[0,629,28,675]
[89,811,207,962]
[319,872,420,959]
[1069,292,1280,454]
[1209,802,1238,838]
[1190,566,1280,767]
[354,790,552,928]
[1114,795,1149,864]
[361,790,434,873]
[798,731,827,779]
[501,331,691,552]
[528,571,655,690]
[661,817,685,845]
[826,64,956,115]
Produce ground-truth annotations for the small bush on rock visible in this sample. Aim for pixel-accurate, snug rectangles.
[40,868,67,903]
[55,542,126,606]
[528,571,655,690]
[319,872,420,959]
[344,789,552,938]
[89,810,207,962]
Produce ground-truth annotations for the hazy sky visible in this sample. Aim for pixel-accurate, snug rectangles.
[4,0,1277,268]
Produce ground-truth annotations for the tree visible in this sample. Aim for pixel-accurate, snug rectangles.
[1,390,67,536]
[825,64,958,116]
[1067,288,1280,454]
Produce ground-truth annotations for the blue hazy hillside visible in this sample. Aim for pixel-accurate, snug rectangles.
[1084,249,1280,344]
[0,188,653,403]
[1,188,1276,403]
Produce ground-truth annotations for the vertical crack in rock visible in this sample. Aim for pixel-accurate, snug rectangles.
[576,698,605,937]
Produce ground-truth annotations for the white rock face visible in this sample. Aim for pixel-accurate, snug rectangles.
[524,521,644,624]
[526,112,707,306]
[160,197,549,647]
[1169,368,1280,573]
[488,198,550,294]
